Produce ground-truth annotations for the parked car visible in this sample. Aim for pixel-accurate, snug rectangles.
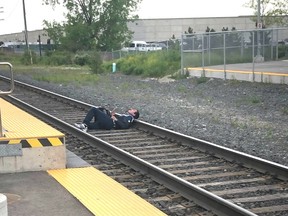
[147,42,167,50]
[121,41,168,52]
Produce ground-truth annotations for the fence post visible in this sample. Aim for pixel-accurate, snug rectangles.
[208,32,211,65]
[180,34,183,75]
[271,29,274,60]
[0,109,2,137]
[252,32,255,82]
[223,33,226,80]
[276,30,279,61]
[201,34,205,77]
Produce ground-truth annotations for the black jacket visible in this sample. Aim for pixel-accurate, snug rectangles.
[114,114,134,129]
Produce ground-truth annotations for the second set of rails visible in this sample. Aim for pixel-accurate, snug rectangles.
[0,75,288,216]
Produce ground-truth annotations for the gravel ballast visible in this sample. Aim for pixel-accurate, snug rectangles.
[12,72,288,166]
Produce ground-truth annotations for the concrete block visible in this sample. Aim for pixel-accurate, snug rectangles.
[0,145,66,173]
[0,194,7,216]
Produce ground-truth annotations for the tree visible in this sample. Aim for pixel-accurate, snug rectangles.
[43,0,142,52]
[244,0,288,27]
[205,26,216,33]
[43,20,64,46]
[184,26,194,35]
[222,27,243,48]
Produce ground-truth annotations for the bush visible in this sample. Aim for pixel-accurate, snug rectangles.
[112,50,180,78]
[278,45,288,59]
[0,51,21,64]
[87,51,104,74]
[74,53,90,66]
[20,50,38,65]
[41,51,73,65]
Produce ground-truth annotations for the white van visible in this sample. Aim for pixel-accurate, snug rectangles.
[122,41,149,52]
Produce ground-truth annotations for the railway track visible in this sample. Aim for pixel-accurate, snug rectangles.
[1,75,288,216]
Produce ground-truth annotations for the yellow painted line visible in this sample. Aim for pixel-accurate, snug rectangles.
[188,67,288,77]
[48,167,167,216]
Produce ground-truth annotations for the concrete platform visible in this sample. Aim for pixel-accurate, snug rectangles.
[0,150,166,216]
[0,150,93,216]
[0,99,96,215]
[0,98,66,173]
[188,60,288,84]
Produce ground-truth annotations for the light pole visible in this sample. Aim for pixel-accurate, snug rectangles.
[255,0,264,62]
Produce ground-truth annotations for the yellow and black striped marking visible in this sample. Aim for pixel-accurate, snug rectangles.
[0,137,64,148]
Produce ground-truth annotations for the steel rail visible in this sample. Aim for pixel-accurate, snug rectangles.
[3,93,257,216]
[137,121,288,181]
[7,77,286,178]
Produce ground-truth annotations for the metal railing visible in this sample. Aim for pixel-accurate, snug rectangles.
[0,62,14,95]
[0,62,14,137]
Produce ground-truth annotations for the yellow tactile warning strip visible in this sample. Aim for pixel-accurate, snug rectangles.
[0,98,64,147]
[188,67,288,77]
[48,167,167,216]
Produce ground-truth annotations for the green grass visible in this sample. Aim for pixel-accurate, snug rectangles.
[196,76,209,84]
[230,117,247,129]
[177,85,187,93]
[13,65,100,85]
[236,95,262,106]
[282,107,288,115]
[250,96,261,104]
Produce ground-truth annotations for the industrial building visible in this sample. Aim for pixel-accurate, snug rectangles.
[0,16,256,45]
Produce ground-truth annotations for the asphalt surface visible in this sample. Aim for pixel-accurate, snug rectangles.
[0,151,93,216]
[207,60,288,73]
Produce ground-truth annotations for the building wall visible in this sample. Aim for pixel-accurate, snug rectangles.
[0,29,50,45]
[128,16,255,42]
[0,16,257,45]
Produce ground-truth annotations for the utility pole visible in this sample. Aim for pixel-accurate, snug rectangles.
[0,6,4,21]
[38,35,42,57]
[22,0,33,64]
[0,6,4,37]
[254,0,264,62]
[22,0,29,50]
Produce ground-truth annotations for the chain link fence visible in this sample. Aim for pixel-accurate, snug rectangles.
[181,28,288,83]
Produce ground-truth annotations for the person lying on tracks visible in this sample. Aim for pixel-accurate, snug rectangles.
[74,107,140,132]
